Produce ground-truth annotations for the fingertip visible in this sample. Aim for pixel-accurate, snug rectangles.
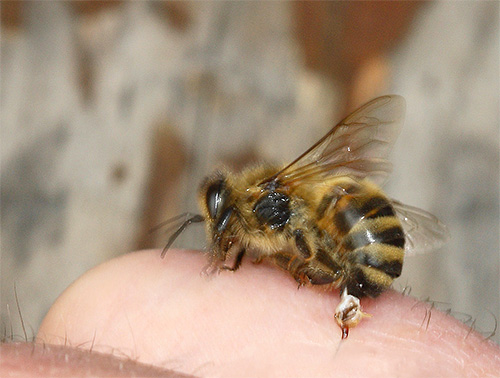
[37,249,500,377]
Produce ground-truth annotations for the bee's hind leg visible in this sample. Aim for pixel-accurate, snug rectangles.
[334,288,371,339]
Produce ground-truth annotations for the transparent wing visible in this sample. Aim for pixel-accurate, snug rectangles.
[260,95,406,188]
[392,201,450,255]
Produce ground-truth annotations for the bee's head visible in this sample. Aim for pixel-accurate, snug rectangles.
[199,172,236,259]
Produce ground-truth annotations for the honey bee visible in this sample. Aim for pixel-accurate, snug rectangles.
[162,95,448,339]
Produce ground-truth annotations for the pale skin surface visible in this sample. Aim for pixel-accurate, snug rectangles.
[2,249,500,377]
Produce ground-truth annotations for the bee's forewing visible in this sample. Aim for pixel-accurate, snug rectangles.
[261,95,406,188]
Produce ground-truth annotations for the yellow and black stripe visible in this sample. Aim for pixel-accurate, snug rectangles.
[318,185,405,298]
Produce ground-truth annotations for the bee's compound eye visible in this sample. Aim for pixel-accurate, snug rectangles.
[206,180,225,219]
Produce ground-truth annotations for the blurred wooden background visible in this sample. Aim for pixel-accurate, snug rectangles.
[1,1,498,344]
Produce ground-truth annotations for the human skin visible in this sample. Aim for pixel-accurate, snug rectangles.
[3,249,500,377]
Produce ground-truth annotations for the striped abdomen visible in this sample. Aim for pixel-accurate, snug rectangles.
[323,183,405,298]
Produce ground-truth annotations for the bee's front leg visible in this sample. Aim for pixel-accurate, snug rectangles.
[334,288,371,339]
[219,248,245,273]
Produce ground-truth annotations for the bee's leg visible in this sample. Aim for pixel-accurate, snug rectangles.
[279,258,310,289]
[293,268,311,289]
[293,229,313,260]
[252,256,264,264]
[201,259,218,276]
[334,288,371,339]
[219,248,246,272]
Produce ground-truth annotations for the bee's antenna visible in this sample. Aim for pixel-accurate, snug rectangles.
[161,214,204,258]
[150,212,198,234]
